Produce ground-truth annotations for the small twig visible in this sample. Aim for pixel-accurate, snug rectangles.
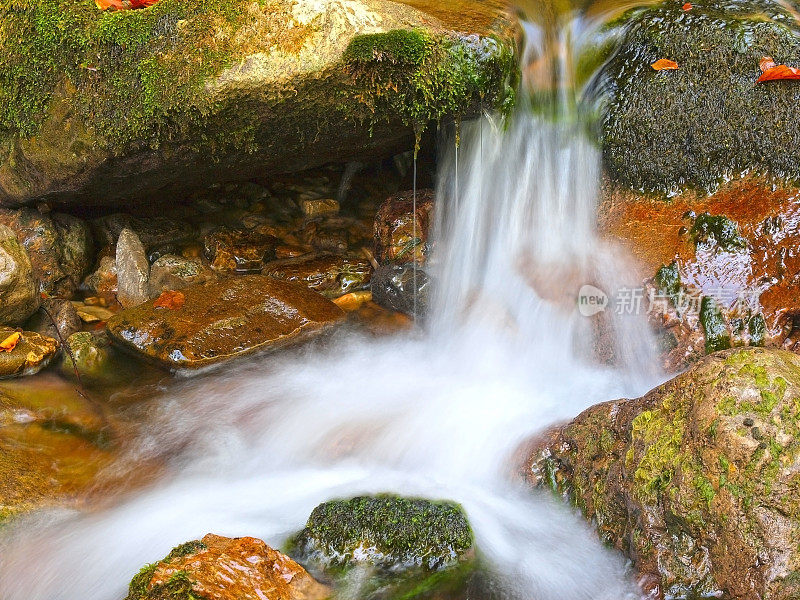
[361,247,380,270]
[38,303,110,429]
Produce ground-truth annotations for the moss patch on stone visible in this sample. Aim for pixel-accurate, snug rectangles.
[689,213,747,251]
[700,296,732,353]
[125,540,207,600]
[293,495,474,572]
[601,0,800,193]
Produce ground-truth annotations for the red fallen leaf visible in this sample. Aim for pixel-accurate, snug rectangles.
[0,332,21,353]
[651,59,679,71]
[682,3,692,10]
[757,56,800,83]
[95,0,160,10]
[153,290,186,310]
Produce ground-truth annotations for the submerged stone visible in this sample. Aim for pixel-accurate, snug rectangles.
[60,331,117,386]
[263,253,373,298]
[125,534,330,600]
[0,328,58,379]
[106,275,345,369]
[527,348,800,600]
[293,495,474,572]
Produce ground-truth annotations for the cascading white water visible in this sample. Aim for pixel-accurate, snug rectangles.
[0,16,662,600]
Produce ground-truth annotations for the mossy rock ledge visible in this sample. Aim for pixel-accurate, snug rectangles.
[0,0,517,207]
[601,0,800,194]
[528,348,800,600]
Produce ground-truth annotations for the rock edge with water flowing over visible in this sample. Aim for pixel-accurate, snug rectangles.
[526,347,800,600]
[0,0,517,207]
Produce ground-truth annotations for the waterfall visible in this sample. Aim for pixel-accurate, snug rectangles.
[0,11,660,600]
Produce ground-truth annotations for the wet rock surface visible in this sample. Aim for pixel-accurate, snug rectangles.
[602,0,800,193]
[0,224,38,326]
[148,254,213,296]
[293,495,473,572]
[0,374,114,521]
[374,189,434,265]
[203,227,279,273]
[60,331,117,386]
[601,180,800,370]
[107,275,346,369]
[371,264,430,317]
[115,228,151,308]
[527,348,800,600]
[25,298,82,342]
[125,534,330,600]
[0,209,92,297]
[263,253,372,298]
[0,328,58,379]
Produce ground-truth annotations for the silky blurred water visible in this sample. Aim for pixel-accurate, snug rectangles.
[0,9,661,600]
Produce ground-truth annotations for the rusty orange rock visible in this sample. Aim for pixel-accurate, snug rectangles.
[127,534,330,600]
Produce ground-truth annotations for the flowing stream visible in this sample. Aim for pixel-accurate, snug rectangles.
[1,9,663,600]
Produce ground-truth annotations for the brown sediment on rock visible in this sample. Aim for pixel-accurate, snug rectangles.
[107,275,346,369]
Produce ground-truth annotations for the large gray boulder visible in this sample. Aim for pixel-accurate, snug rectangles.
[0,0,517,207]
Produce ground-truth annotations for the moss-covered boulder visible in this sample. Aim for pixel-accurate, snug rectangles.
[0,0,517,207]
[602,0,800,193]
[293,495,474,572]
[125,534,330,600]
[527,348,800,600]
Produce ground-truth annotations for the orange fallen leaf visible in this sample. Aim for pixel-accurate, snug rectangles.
[682,2,692,10]
[95,0,160,10]
[651,59,679,71]
[0,332,21,353]
[760,56,777,72]
[153,290,186,310]
[757,57,800,82]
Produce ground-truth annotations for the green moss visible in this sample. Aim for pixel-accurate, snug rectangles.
[293,495,473,572]
[749,314,766,346]
[628,409,685,501]
[601,0,800,193]
[700,296,731,353]
[343,29,517,131]
[0,2,517,165]
[125,541,207,600]
[689,213,747,251]
[655,261,681,301]
[694,475,715,508]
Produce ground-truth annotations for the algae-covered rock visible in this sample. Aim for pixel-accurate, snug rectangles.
[527,348,800,600]
[125,534,330,600]
[294,495,474,572]
[0,0,516,207]
[107,275,345,369]
[60,331,120,386]
[602,0,800,193]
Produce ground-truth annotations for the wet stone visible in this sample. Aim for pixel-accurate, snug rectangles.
[82,256,118,296]
[106,275,346,370]
[148,254,213,296]
[0,328,58,379]
[25,298,81,342]
[374,189,434,265]
[263,253,372,298]
[300,198,340,217]
[92,214,194,252]
[371,263,430,317]
[125,534,330,600]
[203,227,279,273]
[0,224,39,326]
[115,228,150,308]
